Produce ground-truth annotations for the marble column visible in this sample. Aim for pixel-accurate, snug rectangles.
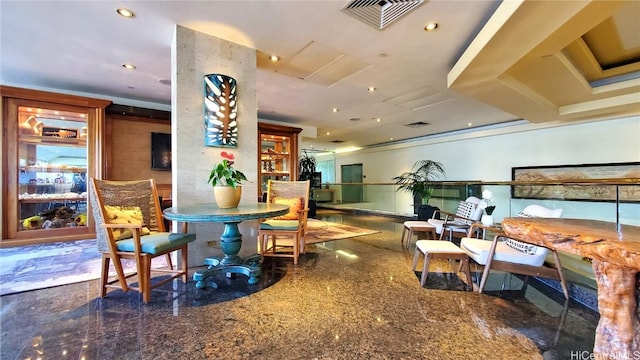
[171,25,258,266]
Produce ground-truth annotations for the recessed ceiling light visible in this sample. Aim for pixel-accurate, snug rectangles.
[424,22,438,31]
[122,64,136,70]
[269,55,280,62]
[367,87,376,92]
[331,108,339,113]
[389,137,394,141]
[376,118,381,122]
[326,132,331,136]
[117,8,135,18]
[468,122,473,127]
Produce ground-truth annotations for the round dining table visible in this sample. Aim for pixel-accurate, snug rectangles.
[163,203,289,289]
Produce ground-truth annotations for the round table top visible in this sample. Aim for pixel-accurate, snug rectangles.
[163,203,289,223]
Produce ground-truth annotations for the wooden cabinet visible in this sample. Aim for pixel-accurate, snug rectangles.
[258,123,302,197]
[1,86,110,245]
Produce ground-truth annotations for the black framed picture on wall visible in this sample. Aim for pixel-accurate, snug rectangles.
[151,132,171,171]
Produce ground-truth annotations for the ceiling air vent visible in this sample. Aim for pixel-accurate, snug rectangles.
[405,121,430,127]
[330,140,346,143]
[341,0,426,30]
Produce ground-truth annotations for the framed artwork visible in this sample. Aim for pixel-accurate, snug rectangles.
[204,74,238,147]
[511,162,640,202]
[151,132,171,170]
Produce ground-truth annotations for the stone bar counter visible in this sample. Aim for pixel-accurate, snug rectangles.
[501,218,640,359]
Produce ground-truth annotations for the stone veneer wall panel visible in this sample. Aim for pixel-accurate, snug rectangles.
[171,25,258,265]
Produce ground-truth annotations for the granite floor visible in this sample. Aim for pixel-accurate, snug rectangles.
[0,209,600,360]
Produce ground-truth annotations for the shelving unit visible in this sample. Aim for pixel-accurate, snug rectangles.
[257,123,302,198]
[1,86,110,245]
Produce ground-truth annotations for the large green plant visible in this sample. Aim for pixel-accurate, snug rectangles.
[298,151,317,182]
[392,160,445,205]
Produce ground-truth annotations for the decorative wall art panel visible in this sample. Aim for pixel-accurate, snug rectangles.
[511,162,640,202]
[204,74,238,147]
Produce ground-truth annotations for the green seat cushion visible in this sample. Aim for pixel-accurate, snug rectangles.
[259,219,299,230]
[115,232,196,255]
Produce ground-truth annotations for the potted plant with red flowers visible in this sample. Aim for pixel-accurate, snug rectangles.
[208,151,247,208]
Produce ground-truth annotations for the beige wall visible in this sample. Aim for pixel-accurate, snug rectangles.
[107,115,172,186]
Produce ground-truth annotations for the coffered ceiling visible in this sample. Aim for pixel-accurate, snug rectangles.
[1,1,638,152]
[448,0,640,126]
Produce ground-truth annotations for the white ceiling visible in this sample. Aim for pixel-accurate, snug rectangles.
[1,1,637,152]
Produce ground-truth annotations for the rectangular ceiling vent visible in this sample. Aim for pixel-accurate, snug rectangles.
[330,140,346,143]
[341,0,425,30]
[405,121,430,127]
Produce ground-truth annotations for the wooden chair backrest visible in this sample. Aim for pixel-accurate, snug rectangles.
[89,178,164,252]
[266,180,310,208]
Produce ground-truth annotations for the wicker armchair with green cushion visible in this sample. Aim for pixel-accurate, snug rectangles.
[89,178,195,303]
[258,180,310,265]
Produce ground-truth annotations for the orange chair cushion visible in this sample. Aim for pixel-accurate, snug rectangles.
[271,197,304,220]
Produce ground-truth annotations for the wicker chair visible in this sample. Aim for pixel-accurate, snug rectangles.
[89,179,196,302]
[257,180,310,265]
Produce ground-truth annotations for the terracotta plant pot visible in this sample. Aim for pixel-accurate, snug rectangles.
[213,185,242,208]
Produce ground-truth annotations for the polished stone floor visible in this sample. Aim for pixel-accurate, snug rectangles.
[0,209,600,360]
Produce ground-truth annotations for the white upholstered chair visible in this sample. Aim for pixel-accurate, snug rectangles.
[428,196,483,240]
[460,204,569,298]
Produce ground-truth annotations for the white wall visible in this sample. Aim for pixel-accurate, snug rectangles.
[329,115,640,279]
[333,116,639,216]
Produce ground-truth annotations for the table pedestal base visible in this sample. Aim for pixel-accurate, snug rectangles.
[193,254,262,289]
[193,221,262,289]
[592,260,640,358]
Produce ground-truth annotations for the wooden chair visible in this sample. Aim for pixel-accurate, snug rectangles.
[89,179,196,303]
[460,205,569,298]
[257,180,310,265]
[428,196,483,240]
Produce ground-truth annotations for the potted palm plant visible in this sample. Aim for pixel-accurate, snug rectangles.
[392,160,445,217]
[208,151,247,208]
[298,151,318,217]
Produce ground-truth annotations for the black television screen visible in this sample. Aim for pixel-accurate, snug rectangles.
[151,132,171,170]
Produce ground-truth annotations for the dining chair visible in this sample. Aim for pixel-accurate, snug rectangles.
[89,178,196,303]
[257,180,310,265]
[460,204,569,298]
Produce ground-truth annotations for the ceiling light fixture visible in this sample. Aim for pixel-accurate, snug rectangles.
[376,118,381,122]
[424,22,438,31]
[116,8,135,18]
[367,87,376,92]
[269,55,280,62]
[122,64,136,70]
[331,108,339,113]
